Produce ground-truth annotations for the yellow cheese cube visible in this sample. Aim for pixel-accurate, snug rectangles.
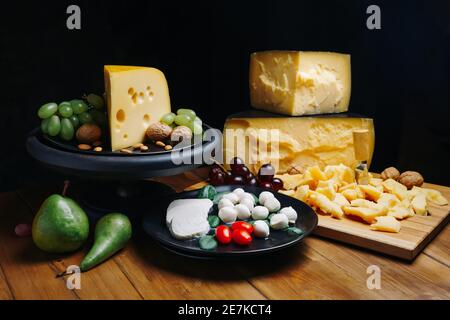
[342,206,387,224]
[249,51,351,116]
[370,216,401,233]
[358,184,383,201]
[377,193,400,209]
[382,179,408,200]
[388,205,414,220]
[278,189,295,197]
[294,185,310,202]
[275,174,303,190]
[411,193,428,216]
[308,192,343,219]
[350,199,385,211]
[316,180,336,201]
[341,189,359,202]
[104,65,171,151]
[333,193,350,207]
[421,188,448,206]
[369,178,383,187]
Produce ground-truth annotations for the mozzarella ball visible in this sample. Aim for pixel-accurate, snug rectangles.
[239,198,255,211]
[279,206,298,224]
[235,204,251,220]
[253,220,270,238]
[218,198,234,210]
[270,213,289,230]
[222,192,240,204]
[218,206,238,223]
[232,188,245,196]
[259,191,274,205]
[239,192,255,204]
[264,197,281,213]
[251,206,269,220]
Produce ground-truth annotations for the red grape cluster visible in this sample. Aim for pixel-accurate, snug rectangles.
[208,157,284,191]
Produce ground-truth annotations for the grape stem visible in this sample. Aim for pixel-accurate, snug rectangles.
[62,180,70,197]
[208,158,227,172]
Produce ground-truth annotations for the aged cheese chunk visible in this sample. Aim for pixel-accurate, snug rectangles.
[223,111,375,174]
[308,192,343,219]
[370,216,401,233]
[104,65,171,151]
[411,193,428,216]
[249,51,351,116]
[343,205,387,224]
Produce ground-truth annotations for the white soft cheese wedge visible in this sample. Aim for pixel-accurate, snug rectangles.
[166,199,213,226]
[169,213,211,240]
[249,51,351,116]
[104,65,171,151]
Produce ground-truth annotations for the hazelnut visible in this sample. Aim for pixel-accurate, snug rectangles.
[398,171,424,190]
[76,124,102,144]
[146,122,172,141]
[380,167,400,181]
[171,126,193,143]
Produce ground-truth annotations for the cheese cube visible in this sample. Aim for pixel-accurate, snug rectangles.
[370,216,401,233]
[104,65,171,151]
[342,206,387,224]
[249,51,351,116]
[411,193,428,216]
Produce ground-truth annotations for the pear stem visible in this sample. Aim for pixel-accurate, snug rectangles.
[56,270,74,278]
[62,180,70,197]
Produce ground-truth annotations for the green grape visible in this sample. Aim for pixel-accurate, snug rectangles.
[41,118,50,134]
[174,114,192,126]
[58,102,73,118]
[161,112,176,125]
[189,121,203,135]
[68,115,80,129]
[38,102,58,119]
[89,109,108,127]
[60,118,75,141]
[86,93,104,109]
[70,99,88,114]
[193,116,202,125]
[78,112,93,124]
[47,115,61,136]
[177,108,196,119]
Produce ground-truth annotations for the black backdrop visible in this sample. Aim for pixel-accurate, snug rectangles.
[0,0,449,191]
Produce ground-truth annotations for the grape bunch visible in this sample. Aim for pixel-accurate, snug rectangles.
[160,108,203,135]
[208,157,284,191]
[38,94,107,141]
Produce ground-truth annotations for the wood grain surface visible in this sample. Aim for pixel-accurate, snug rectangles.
[0,168,448,300]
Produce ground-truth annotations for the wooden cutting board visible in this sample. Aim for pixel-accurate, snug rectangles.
[313,182,450,260]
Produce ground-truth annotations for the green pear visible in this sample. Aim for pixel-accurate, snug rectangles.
[32,194,89,253]
[80,213,132,271]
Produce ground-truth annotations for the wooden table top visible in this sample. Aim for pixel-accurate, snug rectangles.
[0,168,449,300]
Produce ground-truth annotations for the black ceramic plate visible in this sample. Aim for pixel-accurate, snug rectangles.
[142,185,318,258]
[41,123,212,156]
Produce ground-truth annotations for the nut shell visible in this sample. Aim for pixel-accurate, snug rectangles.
[170,126,193,143]
[398,171,424,190]
[380,167,400,181]
[146,122,173,141]
[76,124,102,144]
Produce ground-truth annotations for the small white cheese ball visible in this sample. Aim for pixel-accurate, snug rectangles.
[259,191,274,206]
[253,220,270,238]
[218,198,234,210]
[270,213,289,230]
[232,188,245,196]
[218,206,238,223]
[235,204,251,220]
[222,192,240,204]
[239,198,255,211]
[264,197,281,213]
[279,206,298,224]
[251,206,269,220]
[239,192,255,204]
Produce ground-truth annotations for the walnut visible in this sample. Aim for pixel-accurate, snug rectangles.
[170,126,193,143]
[380,167,400,181]
[146,122,173,141]
[76,124,102,144]
[398,171,424,190]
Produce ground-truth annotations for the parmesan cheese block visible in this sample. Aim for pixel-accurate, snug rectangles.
[249,51,351,116]
[223,111,374,174]
[104,65,171,151]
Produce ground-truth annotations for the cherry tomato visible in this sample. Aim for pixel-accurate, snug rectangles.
[231,221,254,234]
[232,229,252,246]
[215,225,232,244]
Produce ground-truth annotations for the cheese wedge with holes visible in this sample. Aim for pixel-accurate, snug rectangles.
[104,65,171,151]
[249,51,351,116]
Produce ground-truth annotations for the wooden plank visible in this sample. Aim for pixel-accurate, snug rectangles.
[0,263,14,300]
[113,236,266,300]
[314,183,450,260]
[242,236,450,299]
[423,225,450,266]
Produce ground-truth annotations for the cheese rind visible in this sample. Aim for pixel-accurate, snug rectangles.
[104,65,171,151]
[249,51,351,116]
[223,112,375,174]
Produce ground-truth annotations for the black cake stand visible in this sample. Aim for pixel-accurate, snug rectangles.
[26,126,221,222]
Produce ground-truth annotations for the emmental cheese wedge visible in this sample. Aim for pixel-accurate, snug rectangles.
[223,111,374,174]
[249,51,351,116]
[104,66,171,151]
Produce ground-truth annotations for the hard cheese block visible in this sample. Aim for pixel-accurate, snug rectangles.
[223,111,374,174]
[249,51,351,116]
[104,65,171,151]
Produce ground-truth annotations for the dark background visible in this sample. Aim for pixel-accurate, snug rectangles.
[0,0,449,191]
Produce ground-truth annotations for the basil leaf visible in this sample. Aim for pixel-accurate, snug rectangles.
[212,191,228,204]
[199,235,218,250]
[286,227,303,236]
[207,215,220,228]
[197,185,217,200]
